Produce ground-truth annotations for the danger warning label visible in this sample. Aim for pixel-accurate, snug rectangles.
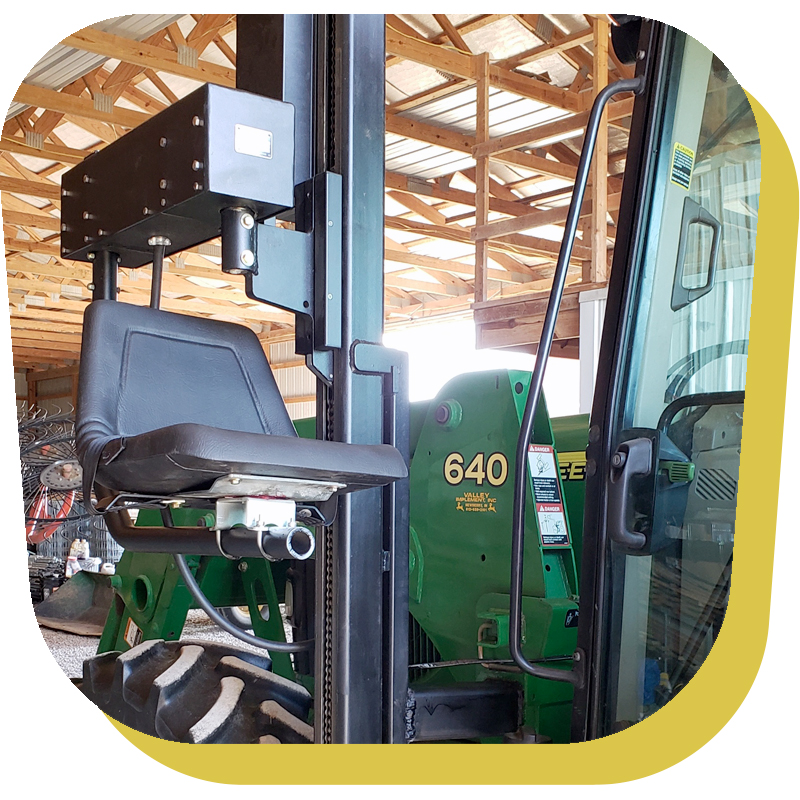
[528,445,570,547]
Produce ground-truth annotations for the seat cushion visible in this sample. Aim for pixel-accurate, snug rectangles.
[96,422,407,495]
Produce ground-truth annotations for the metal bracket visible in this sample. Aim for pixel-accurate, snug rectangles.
[351,341,407,394]
[246,171,342,385]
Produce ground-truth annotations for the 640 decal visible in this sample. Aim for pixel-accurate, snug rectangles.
[444,451,508,487]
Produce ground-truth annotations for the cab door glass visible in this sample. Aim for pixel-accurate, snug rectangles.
[601,34,759,732]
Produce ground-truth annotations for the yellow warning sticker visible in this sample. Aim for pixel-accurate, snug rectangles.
[670,142,695,189]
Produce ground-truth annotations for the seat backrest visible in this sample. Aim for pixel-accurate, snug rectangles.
[77,300,297,461]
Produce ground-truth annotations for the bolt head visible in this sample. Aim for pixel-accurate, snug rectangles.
[238,561,249,572]
[82,211,90,220]
[241,213,255,230]
[231,477,241,485]
[82,174,91,183]
[88,283,95,290]
[193,182,202,191]
[161,198,167,207]
[142,207,151,216]
[240,250,255,268]
[192,159,203,171]
[87,253,95,261]
[192,116,203,127]
[159,137,167,147]
[159,179,167,189]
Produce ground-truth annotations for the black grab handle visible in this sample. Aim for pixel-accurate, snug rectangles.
[607,437,653,549]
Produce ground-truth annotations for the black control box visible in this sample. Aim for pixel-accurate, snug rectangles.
[61,84,295,268]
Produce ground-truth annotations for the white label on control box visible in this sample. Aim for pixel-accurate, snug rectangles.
[234,124,273,159]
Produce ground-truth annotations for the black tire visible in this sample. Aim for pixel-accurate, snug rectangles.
[82,639,313,743]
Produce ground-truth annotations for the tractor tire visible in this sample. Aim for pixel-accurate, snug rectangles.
[82,639,313,743]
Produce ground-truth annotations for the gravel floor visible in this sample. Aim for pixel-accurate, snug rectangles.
[39,608,277,678]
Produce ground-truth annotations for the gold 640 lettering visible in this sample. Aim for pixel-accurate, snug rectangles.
[444,452,508,487]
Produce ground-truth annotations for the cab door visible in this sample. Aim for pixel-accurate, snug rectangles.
[572,21,760,740]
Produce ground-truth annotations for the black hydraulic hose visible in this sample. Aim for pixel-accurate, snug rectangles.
[509,77,645,685]
[174,553,314,653]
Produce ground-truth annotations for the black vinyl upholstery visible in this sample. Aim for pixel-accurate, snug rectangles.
[76,301,406,496]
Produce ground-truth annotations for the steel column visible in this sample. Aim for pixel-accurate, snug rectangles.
[325,14,388,743]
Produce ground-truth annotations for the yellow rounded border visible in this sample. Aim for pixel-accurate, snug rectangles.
[98,91,797,785]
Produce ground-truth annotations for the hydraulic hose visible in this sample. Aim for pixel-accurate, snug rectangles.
[508,77,645,686]
[174,553,314,653]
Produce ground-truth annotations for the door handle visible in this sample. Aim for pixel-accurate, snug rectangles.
[671,196,722,311]
[607,437,653,549]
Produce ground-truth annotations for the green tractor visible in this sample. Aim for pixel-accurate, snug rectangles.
[60,15,758,744]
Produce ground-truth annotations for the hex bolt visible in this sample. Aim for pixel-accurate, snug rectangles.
[192,160,203,171]
[87,253,95,261]
[82,211,92,220]
[143,206,152,216]
[240,213,255,230]
[159,137,168,147]
[192,116,204,127]
[159,179,168,189]
[97,229,108,237]
[193,182,202,191]
[83,235,92,243]
[240,250,255,268]
[238,561,248,572]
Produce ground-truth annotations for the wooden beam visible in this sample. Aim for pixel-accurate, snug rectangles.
[385,27,580,112]
[0,176,61,201]
[385,215,590,262]
[0,136,88,165]
[433,15,472,53]
[386,114,577,181]
[486,65,581,112]
[24,365,80,381]
[386,191,447,225]
[589,18,610,284]
[1,210,60,231]
[472,96,635,159]
[14,83,150,129]
[385,171,529,218]
[385,248,531,284]
[472,192,622,241]
[474,53,490,303]
[62,27,235,87]
[5,238,61,257]
[387,78,470,114]
[498,29,594,70]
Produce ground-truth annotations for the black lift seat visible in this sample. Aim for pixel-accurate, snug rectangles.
[76,301,406,498]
